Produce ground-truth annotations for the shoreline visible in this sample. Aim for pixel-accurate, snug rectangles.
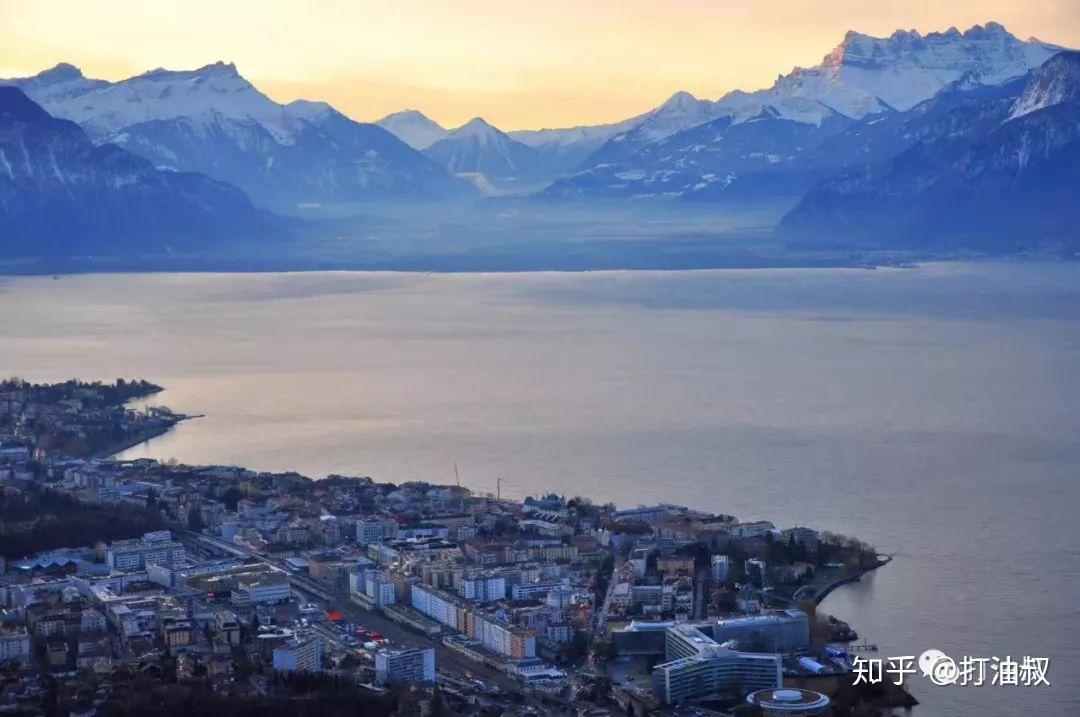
[95,413,200,460]
[814,554,894,606]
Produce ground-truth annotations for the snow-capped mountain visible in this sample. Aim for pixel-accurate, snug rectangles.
[760,22,1061,119]
[4,63,108,108]
[0,87,263,256]
[781,51,1080,251]
[552,23,1067,202]
[423,117,547,194]
[3,63,476,208]
[508,116,637,172]
[1009,49,1080,119]
[544,108,853,202]
[10,61,302,142]
[377,109,448,150]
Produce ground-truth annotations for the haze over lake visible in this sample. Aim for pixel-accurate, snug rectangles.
[2,263,1077,715]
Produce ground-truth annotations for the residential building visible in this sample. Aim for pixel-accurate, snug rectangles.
[711,554,731,582]
[374,647,436,686]
[273,636,323,673]
[105,531,186,571]
[0,629,31,662]
[356,518,399,546]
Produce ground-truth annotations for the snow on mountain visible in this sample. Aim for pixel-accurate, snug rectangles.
[3,63,107,107]
[376,109,448,150]
[3,63,476,207]
[1010,50,1080,119]
[556,22,1068,202]
[7,61,306,144]
[424,117,547,194]
[764,22,1062,119]
[781,52,1080,251]
[0,86,264,255]
[509,117,636,151]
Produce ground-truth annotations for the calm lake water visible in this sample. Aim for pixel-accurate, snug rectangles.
[2,263,1077,715]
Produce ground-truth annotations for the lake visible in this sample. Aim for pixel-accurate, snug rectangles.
[2,262,1077,715]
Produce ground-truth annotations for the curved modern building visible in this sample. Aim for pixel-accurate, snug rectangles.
[747,688,830,716]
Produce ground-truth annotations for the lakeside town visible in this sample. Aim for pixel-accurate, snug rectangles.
[0,379,911,716]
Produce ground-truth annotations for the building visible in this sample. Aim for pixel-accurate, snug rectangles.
[745,558,768,587]
[747,688,830,716]
[356,518,399,546]
[781,527,820,551]
[215,611,242,646]
[652,623,781,704]
[364,571,397,608]
[106,531,186,571]
[711,554,731,582]
[374,647,436,686]
[459,574,507,603]
[731,521,776,540]
[273,636,323,673]
[0,629,31,662]
[711,610,809,653]
[232,575,292,607]
[411,584,469,631]
[511,580,565,600]
[612,620,676,655]
[475,614,536,660]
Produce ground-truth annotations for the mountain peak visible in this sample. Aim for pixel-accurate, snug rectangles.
[37,62,85,81]
[966,21,1008,36]
[197,60,239,76]
[376,109,448,149]
[1009,50,1080,120]
[453,116,501,136]
[382,109,431,121]
[660,90,700,110]
[286,99,333,120]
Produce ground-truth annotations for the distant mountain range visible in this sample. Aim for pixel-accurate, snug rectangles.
[543,22,1063,201]
[2,21,1079,260]
[4,62,476,210]
[0,86,264,256]
[780,51,1080,250]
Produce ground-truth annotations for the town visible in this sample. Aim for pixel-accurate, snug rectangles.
[0,379,911,716]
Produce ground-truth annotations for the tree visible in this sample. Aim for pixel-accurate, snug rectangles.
[222,486,244,512]
[187,506,205,532]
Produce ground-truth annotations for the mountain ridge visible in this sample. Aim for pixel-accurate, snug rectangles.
[0,86,268,256]
[3,63,477,209]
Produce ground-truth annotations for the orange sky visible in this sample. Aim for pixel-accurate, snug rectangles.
[1,0,1078,130]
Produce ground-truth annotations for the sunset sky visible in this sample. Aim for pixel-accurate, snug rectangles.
[2,0,1078,130]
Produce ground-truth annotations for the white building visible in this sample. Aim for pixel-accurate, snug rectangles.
[232,576,292,607]
[731,521,777,540]
[475,614,535,660]
[654,624,780,704]
[105,531,186,571]
[364,572,397,608]
[460,574,507,603]
[410,584,463,630]
[273,636,323,673]
[511,580,566,600]
[375,647,435,685]
[356,518,399,546]
[747,688,830,716]
[711,554,731,582]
